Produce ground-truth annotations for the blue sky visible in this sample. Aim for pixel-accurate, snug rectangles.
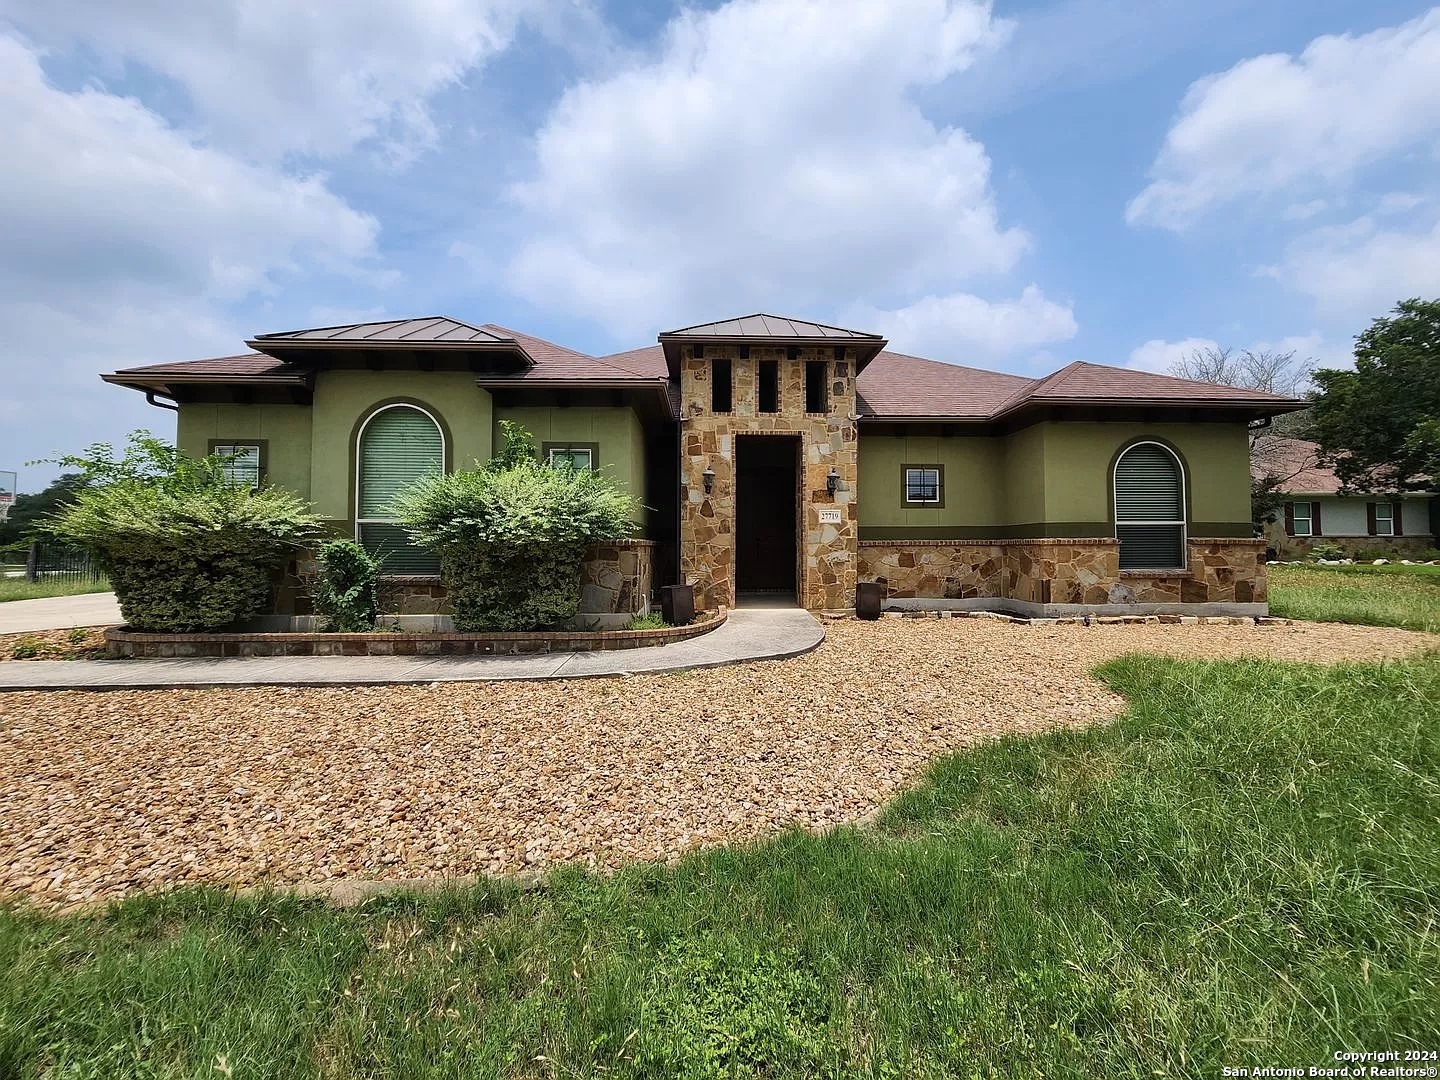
[2,0,1437,490]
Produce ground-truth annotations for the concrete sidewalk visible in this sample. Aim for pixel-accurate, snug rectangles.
[0,591,122,633]
[0,607,824,691]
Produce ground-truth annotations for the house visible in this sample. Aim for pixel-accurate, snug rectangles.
[103,314,1305,619]
[1257,438,1437,559]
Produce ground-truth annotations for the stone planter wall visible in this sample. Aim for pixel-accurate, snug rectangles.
[858,536,1268,615]
[106,607,724,659]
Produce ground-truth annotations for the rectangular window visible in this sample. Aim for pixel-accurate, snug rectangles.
[711,358,733,413]
[902,465,943,507]
[758,360,779,413]
[545,446,595,471]
[804,360,828,414]
[1291,501,1313,536]
[210,442,262,488]
[1373,502,1394,536]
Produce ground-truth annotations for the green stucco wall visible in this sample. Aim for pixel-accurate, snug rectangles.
[176,403,314,500]
[856,432,1005,529]
[495,405,648,524]
[858,420,1253,537]
[309,371,494,521]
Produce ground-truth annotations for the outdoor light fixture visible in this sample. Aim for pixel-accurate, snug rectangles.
[826,466,840,495]
[702,465,715,495]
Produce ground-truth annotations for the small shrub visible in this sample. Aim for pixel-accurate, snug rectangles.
[1308,541,1348,562]
[38,433,318,632]
[311,539,380,632]
[65,627,89,645]
[9,636,41,660]
[626,612,667,631]
[393,422,638,632]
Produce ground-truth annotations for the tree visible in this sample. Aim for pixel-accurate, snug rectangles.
[0,473,88,548]
[1170,344,1315,527]
[1308,298,1440,493]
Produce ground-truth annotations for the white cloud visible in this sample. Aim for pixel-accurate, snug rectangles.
[0,33,381,481]
[1127,337,1219,373]
[852,286,1077,361]
[1262,210,1440,315]
[504,0,1025,338]
[1127,8,1440,229]
[0,0,536,162]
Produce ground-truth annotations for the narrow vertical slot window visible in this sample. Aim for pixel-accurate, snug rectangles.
[758,360,779,413]
[711,358,732,413]
[804,360,827,414]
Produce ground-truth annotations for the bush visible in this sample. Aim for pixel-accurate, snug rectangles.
[311,539,381,632]
[1307,541,1348,562]
[626,612,668,631]
[39,433,318,632]
[393,422,638,631]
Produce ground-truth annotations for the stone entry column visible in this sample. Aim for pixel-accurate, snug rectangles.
[678,344,858,611]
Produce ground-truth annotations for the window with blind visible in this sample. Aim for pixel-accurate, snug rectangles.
[1113,442,1186,570]
[210,443,262,489]
[356,404,444,573]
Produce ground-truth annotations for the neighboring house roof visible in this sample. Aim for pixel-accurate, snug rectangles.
[103,314,1307,421]
[1253,438,1336,494]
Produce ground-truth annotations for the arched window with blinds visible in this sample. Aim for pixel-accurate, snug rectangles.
[1113,442,1186,571]
[355,403,444,573]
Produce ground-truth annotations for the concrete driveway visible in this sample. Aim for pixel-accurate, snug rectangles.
[0,592,122,633]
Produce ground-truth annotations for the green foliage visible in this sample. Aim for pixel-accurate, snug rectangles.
[8,636,40,660]
[1269,562,1440,633]
[1310,297,1440,492]
[3,655,1439,1076]
[625,612,668,631]
[1306,540,1348,561]
[311,539,381,633]
[393,424,637,631]
[38,432,318,632]
[0,473,87,547]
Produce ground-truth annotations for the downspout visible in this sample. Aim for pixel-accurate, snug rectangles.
[675,413,685,586]
[144,391,180,412]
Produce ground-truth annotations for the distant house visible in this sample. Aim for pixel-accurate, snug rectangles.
[1257,438,1437,558]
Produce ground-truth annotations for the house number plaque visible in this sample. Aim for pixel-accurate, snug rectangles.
[816,507,842,524]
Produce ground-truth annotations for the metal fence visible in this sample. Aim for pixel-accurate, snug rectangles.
[22,541,103,583]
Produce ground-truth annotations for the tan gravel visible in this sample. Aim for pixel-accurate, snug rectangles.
[1,618,1432,910]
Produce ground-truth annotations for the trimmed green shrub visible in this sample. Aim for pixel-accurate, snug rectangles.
[39,433,318,632]
[312,539,381,632]
[393,422,638,631]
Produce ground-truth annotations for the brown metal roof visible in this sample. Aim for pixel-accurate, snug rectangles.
[250,316,516,348]
[660,313,885,340]
[856,351,1036,419]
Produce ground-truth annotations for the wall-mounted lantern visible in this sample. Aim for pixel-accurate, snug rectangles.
[702,465,716,495]
[826,466,840,496]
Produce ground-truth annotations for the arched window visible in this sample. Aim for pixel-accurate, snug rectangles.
[355,403,444,573]
[1113,442,1186,570]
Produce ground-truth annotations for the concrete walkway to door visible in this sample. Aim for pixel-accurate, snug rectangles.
[0,606,824,691]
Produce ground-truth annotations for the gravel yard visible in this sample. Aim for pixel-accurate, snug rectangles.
[1,618,1432,910]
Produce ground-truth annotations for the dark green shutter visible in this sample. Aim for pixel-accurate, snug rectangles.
[358,407,443,574]
[1114,444,1184,570]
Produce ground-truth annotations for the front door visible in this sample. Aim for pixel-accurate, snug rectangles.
[735,435,799,599]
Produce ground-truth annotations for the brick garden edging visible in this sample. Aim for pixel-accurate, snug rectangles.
[105,608,726,659]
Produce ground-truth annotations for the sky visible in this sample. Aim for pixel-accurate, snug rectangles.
[1,0,1438,491]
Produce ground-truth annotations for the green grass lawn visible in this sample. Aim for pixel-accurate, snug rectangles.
[2,652,1437,1077]
[0,576,109,603]
[1269,563,1440,633]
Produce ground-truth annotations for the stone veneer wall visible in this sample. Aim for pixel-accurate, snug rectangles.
[290,540,655,618]
[858,537,1267,610]
[679,344,858,610]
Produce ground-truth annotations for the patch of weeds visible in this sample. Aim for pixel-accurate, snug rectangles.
[632,935,839,1077]
[625,612,668,631]
[9,636,41,660]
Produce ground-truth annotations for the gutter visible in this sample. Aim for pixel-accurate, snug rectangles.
[144,391,179,413]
